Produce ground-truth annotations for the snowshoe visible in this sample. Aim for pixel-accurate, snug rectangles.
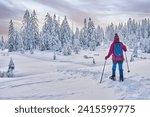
[109,76,116,81]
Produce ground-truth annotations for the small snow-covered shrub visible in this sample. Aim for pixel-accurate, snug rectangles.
[7,57,15,77]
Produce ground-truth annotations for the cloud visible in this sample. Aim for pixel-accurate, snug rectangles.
[0,4,12,19]
[0,0,25,37]
[31,0,131,26]
[32,0,125,28]
[123,0,150,14]
[0,1,24,20]
[0,22,8,36]
[33,0,103,25]
[1,0,150,37]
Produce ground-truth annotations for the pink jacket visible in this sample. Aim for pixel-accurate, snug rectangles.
[106,37,127,61]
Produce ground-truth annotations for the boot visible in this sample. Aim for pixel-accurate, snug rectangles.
[119,76,124,82]
[109,75,116,81]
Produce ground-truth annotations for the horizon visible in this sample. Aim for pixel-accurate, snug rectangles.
[1,0,150,39]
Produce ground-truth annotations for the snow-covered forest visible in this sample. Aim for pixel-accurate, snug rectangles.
[1,9,150,54]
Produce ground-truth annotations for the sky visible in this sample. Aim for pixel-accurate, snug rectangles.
[1,0,150,38]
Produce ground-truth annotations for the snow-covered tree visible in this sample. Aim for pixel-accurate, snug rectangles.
[136,23,141,42]
[127,18,132,35]
[120,23,128,43]
[87,18,96,51]
[13,31,19,51]
[62,43,71,55]
[141,18,148,39]
[126,18,138,48]
[21,9,31,50]
[130,42,138,62]
[30,10,39,49]
[7,57,15,77]
[142,36,150,53]
[15,31,24,53]
[80,18,88,49]
[130,43,139,62]
[51,14,61,52]
[73,28,80,54]
[96,25,104,46]
[105,23,115,44]
[41,13,53,50]
[8,20,15,52]
[39,32,45,51]
[20,10,39,52]
[60,16,72,55]
[141,19,150,53]
[51,14,61,59]
[89,32,96,51]
[115,23,125,42]
[0,36,5,50]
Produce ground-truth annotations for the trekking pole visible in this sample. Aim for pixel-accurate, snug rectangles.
[100,60,107,83]
[125,52,130,72]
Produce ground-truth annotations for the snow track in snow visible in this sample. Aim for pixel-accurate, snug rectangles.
[108,74,150,99]
[0,49,150,99]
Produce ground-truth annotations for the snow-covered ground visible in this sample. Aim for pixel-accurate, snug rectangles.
[0,47,150,100]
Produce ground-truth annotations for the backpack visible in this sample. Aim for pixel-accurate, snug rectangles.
[114,42,123,57]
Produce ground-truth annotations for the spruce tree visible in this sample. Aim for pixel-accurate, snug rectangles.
[31,10,39,49]
[60,16,72,55]
[51,14,61,52]
[0,36,5,50]
[80,18,88,49]
[7,57,15,77]
[8,20,15,52]
[21,9,30,50]
[87,18,96,51]
[105,23,115,44]
[74,28,80,54]
[96,25,104,46]
[41,13,53,50]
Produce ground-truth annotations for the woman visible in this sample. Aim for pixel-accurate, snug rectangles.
[105,33,127,81]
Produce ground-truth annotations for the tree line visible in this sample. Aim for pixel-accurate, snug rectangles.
[1,10,150,54]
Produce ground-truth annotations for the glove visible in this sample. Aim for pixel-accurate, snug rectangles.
[105,55,109,60]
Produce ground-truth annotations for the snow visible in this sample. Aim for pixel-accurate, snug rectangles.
[0,48,150,100]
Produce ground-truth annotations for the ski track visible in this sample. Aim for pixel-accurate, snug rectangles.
[0,92,79,100]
